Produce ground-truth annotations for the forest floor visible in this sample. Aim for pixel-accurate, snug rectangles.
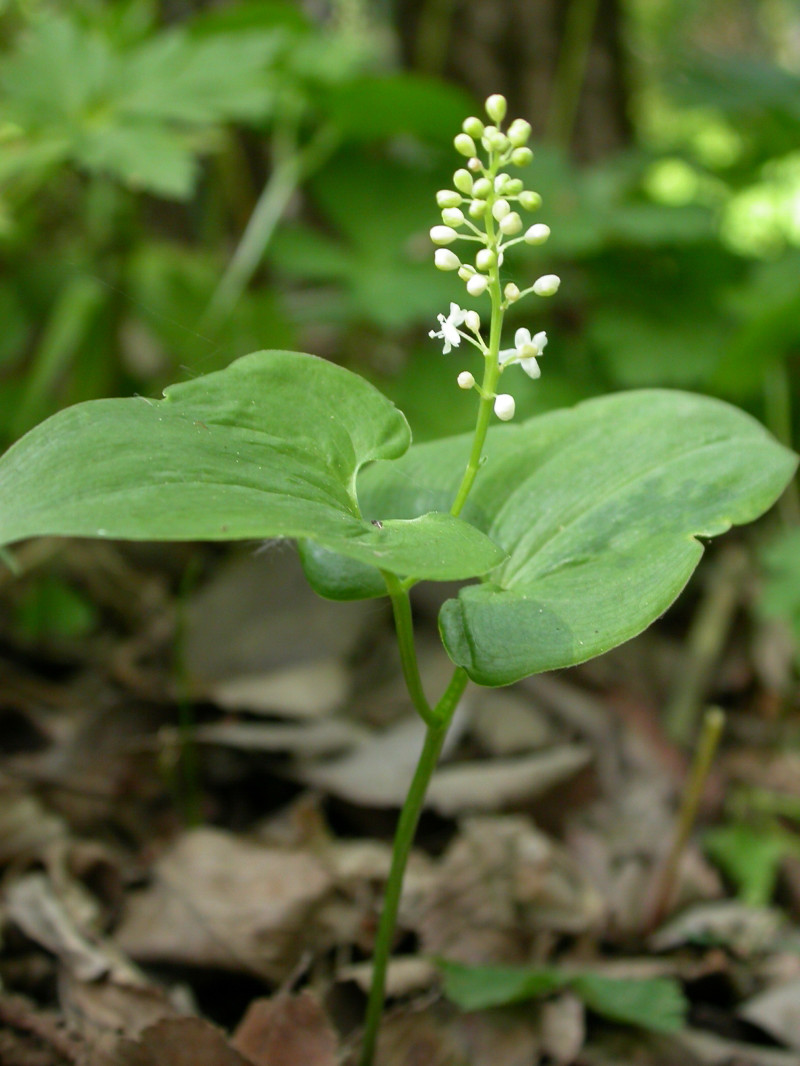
[2,535,800,1066]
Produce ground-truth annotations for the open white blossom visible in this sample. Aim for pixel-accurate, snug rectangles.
[429,303,467,353]
[499,327,547,379]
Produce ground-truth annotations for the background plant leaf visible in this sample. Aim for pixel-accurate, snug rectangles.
[0,351,504,584]
[438,959,687,1033]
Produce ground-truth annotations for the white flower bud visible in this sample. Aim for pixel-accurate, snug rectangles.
[494,173,511,193]
[499,211,522,235]
[462,116,484,139]
[519,190,542,211]
[533,273,560,296]
[457,264,475,280]
[524,223,550,245]
[430,225,458,245]
[457,370,476,390]
[485,94,507,123]
[504,178,523,195]
[492,198,511,221]
[494,393,516,421]
[436,189,461,208]
[507,118,532,146]
[504,282,520,302]
[468,199,487,219]
[475,247,496,271]
[466,273,489,296]
[467,156,482,171]
[465,310,481,333]
[453,169,473,194]
[442,207,466,227]
[454,133,476,157]
[434,249,460,271]
[511,147,533,167]
[471,177,492,199]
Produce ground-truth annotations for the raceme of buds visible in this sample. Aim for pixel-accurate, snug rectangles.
[430,93,561,414]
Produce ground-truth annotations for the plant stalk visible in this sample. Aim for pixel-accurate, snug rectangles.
[646,706,725,932]
[382,571,436,727]
[359,667,468,1066]
[546,0,601,149]
[450,191,504,518]
[200,122,339,333]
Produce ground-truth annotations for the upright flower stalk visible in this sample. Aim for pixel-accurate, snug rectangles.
[427,93,559,514]
[360,94,559,1066]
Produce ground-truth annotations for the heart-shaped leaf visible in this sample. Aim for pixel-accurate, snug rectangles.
[357,390,797,685]
[0,350,504,584]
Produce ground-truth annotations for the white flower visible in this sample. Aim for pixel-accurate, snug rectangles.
[464,310,481,333]
[533,273,560,296]
[494,394,515,420]
[524,224,550,245]
[430,225,458,245]
[466,273,489,296]
[429,303,467,353]
[499,327,547,378]
[434,249,460,271]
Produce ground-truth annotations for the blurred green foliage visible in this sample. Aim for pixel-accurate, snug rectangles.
[1,0,799,659]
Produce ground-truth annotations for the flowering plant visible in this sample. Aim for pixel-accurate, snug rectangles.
[0,95,795,1065]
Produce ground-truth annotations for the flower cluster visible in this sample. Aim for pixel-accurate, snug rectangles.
[428,94,560,421]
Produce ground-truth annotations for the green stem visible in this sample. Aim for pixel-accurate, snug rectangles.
[359,668,468,1066]
[545,0,601,149]
[413,0,458,74]
[200,122,339,333]
[450,199,504,517]
[382,571,436,727]
[646,706,725,932]
[763,360,800,526]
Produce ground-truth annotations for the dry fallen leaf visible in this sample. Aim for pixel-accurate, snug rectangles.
[232,991,338,1066]
[114,827,334,980]
[114,1017,252,1066]
[416,816,602,965]
[739,978,800,1053]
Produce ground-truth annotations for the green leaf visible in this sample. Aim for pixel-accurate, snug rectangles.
[296,540,387,601]
[570,974,687,1033]
[324,75,473,142]
[438,960,568,1010]
[358,390,797,685]
[0,351,504,585]
[704,823,791,906]
[438,960,687,1033]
